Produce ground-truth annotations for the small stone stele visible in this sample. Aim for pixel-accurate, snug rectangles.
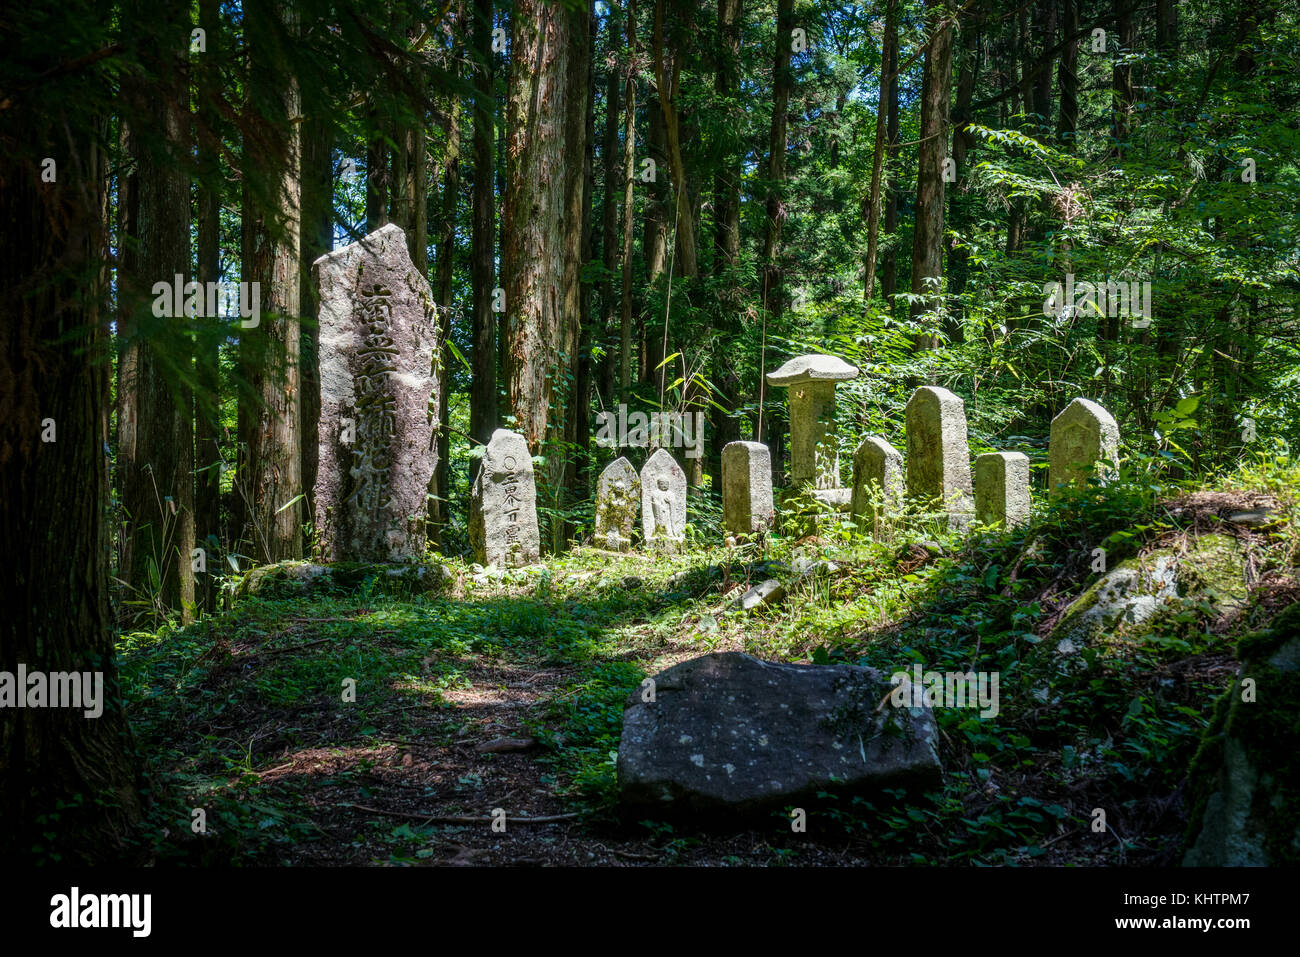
[594,456,640,552]
[905,386,973,528]
[313,223,441,562]
[640,448,687,552]
[974,451,1031,528]
[1048,397,1119,490]
[721,441,774,538]
[852,435,905,536]
[469,429,540,568]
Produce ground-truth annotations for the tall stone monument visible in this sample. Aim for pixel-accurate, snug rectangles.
[1049,397,1120,490]
[641,448,687,552]
[313,223,441,562]
[595,456,640,552]
[721,441,775,538]
[905,386,973,528]
[764,354,859,490]
[470,429,541,567]
[974,451,1031,528]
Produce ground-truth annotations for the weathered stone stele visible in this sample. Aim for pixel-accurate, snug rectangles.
[641,448,687,551]
[313,223,441,562]
[721,441,774,537]
[1049,397,1119,490]
[851,435,904,534]
[905,386,973,527]
[617,652,942,815]
[469,429,540,567]
[594,456,640,552]
[765,354,859,488]
[974,451,1031,528]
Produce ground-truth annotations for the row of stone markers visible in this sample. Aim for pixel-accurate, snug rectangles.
[307,233,1119,567]
[467,434,694,566]
[477,382,1110,560]
[714,355,1120,539]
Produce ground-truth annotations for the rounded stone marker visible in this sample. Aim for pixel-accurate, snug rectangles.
[469,429,541,568]
[852,435,905,535]
[905,385,973,528]
[1049,397,1119,490]
[595,456,640,552]
[641,448,687,552]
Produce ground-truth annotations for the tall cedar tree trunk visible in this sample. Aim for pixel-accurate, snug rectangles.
[910,0,954,347]
[761,0,795,482]
[652,0,698,280]
[431,16,462,549]
[1,6,149,860]
[572,10,598,514]
[652,0,701,485]
[239,0,303,563]
[759,0,794,318]
[392,120,411,237]
[712,0,741,273]
[711,0,743,455]
[946,9,981,339]
[618,0,639,401]
[299,86,334,533]
[599,4,622,410]
[121,0,196,620]
[881,8,899,311]
[116,111,140,591]
[552,3,592,546]
[864,0,898,302]
[195,0,223,611]
[470,0,498,483]
[1111,0,1136,158]
[1057,0,1080,142]
[497,99,508,403]
[504,0,586,456]
[366,99,390,232]
[1032,1,1056,124]
[1005,11,1025,255]
[641,90,669,386]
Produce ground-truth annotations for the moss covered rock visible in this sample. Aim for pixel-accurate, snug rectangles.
[1047,533,1247,654]
[1183,602,1300,865]
[236,560,453,600]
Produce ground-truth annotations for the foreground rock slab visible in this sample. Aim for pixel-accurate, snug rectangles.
[618,652,942,815]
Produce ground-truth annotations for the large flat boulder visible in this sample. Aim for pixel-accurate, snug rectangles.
[618,652,942,815]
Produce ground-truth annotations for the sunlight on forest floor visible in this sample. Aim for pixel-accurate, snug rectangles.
[116,463,1300,866]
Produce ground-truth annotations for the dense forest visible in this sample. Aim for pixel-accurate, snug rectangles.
[2,0,1299,878]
